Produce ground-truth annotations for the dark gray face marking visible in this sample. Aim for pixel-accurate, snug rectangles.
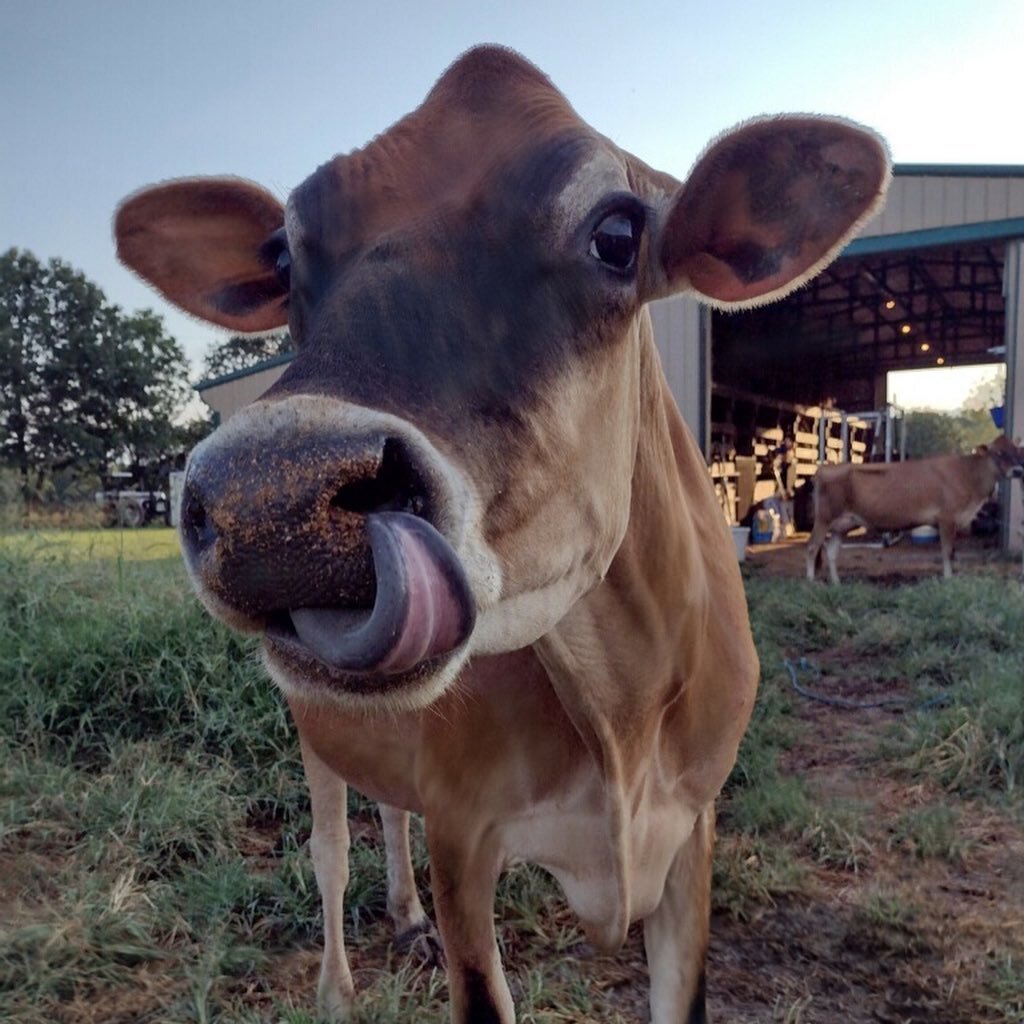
[269,131,639,451]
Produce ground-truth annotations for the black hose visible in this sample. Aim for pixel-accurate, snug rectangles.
[783,657,951,711]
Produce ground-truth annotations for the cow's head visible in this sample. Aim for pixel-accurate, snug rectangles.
[116,46,889,711]
[983,434,1024,476]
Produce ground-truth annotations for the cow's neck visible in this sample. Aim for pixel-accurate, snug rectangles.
[532,310,756,944]
[535,311,712,760]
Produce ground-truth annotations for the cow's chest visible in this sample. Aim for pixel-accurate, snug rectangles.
[497,759,699,949]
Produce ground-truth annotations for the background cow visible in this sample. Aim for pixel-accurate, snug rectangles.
[806,435,1024,583]
[116,46,889,1024]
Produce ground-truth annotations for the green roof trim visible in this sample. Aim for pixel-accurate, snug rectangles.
[893,163,1024,178]
[195,350,295,392]
[843,217,1024,258]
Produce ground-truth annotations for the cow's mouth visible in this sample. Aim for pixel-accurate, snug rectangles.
[263,511,476,689]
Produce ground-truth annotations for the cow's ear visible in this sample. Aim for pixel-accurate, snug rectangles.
[654,116,890,308]
[115,178,288,332]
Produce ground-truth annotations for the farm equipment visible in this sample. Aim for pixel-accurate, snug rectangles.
[95,472,170,528]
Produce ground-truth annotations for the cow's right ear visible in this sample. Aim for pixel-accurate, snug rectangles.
[115,178,289,333]
[652,115,890,309]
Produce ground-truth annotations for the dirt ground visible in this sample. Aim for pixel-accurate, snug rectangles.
[704,705,1024,1023]
[747,528,1023,584]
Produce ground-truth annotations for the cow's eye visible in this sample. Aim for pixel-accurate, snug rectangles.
[274,248,291,289]
[590,212,639,271]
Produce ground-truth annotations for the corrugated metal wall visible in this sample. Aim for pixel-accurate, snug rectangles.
[859,174,1024,238]
[648,295,709,453]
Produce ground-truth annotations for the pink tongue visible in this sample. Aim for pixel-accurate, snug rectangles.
[377,519,467,672]
[287,512,475,675]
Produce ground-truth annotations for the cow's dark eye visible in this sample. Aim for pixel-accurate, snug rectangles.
[275,248,291,289]
[261,229,291,290]
[590,212,639,271]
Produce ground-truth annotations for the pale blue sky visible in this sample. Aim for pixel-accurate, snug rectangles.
[4,0,1022,398]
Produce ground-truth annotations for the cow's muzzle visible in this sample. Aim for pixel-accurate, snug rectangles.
[179,431,476,681]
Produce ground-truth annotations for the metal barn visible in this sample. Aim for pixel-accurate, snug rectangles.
[197,164,1024,551]
[650,164,1024,551]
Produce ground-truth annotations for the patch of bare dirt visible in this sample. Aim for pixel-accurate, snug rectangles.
[748,531,1021,583]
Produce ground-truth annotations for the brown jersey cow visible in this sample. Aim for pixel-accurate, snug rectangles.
[116,46,888,1024]
[807,436,1024,583]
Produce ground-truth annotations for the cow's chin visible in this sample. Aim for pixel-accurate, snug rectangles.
[261,638,470,714]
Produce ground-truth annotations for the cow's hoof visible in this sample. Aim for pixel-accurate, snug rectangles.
[393,918,445,968]
[316,983,354,1024]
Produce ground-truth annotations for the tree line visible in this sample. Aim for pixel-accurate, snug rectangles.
[0,247,293,516]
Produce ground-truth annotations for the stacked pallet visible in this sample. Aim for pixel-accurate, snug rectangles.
[708,386,875,524]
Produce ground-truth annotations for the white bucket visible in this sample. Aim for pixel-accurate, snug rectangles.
[731,526,751,562]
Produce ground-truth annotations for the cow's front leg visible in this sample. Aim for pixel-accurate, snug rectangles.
[643,806,715,1024]
[805,522,828,581]
[379,804,441,962]
[299,736,356,1022]
[426,822,514,1024]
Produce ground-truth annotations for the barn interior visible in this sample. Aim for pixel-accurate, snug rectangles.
[707,237,1009,527]
[713,240,1006,411]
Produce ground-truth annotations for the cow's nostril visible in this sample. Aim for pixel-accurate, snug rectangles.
[330,438,431,518]
[180,482,216,556]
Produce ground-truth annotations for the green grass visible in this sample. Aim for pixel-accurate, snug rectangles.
[887,804,972,864]
[738,574,1024,811]
[2,537,1023,1021]
[0,524,181,562]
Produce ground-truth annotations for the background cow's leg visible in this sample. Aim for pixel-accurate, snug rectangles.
[824,532,843,584]
[938,519,956,578]
[379,804,440,960]
[299,737,356,1022]
[643,806,714,1024]
[805,523,827,581]
[426,825,513,1024]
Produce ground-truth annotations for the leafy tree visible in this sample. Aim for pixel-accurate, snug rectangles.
[202,331,293,379]
[904,407,1003,460]
[903,410,963,459]
[0,248,190,502]
[961,365,1006,414]
[955,408,1003,453]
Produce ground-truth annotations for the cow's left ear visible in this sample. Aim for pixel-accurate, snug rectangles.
[653,116,890,308]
